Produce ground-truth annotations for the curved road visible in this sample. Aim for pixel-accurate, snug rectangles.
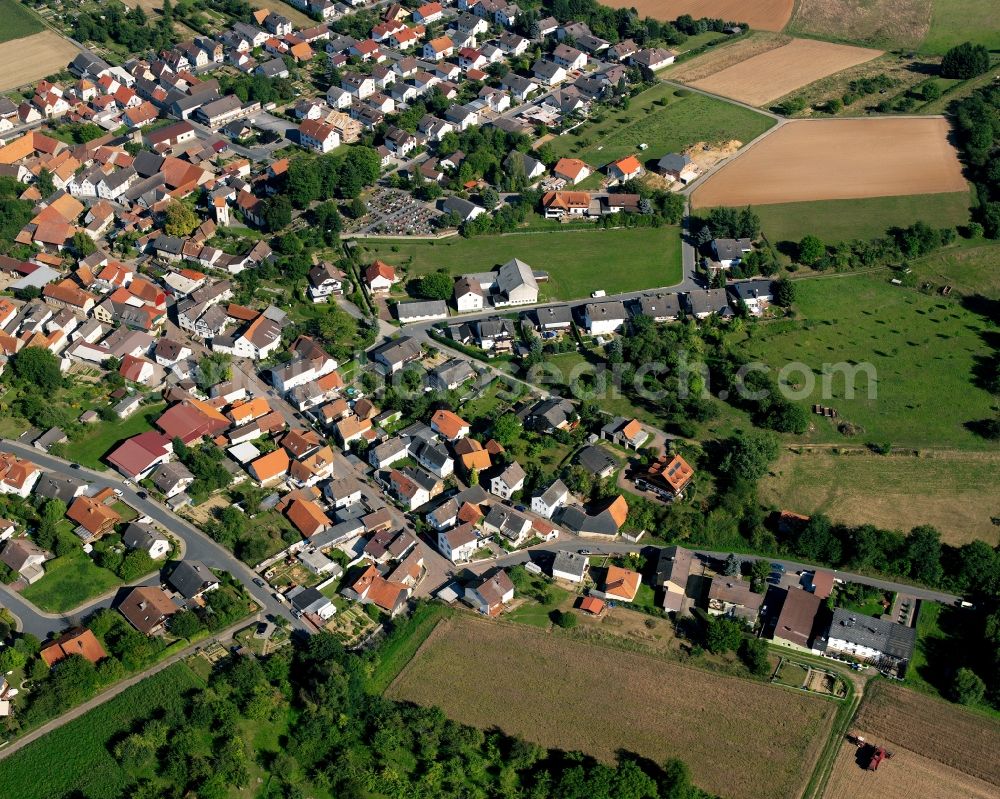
[0,440,305,638]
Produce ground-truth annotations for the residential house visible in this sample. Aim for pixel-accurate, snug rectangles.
[656,152,700,184]
[287,585,337,620]
[728,280,773,316]
[437,521,479,562]
[106,431,173,480]
[825,608,916,676]
[118,586,177,634]
[635,454,694,501]
[0,538,49,583]
[151,461,195,499]
[593,565,641,602]
[770,588,823,652]
[489,461,525,500]
[607,155,643,184]
[583,300,627,335]
[465,569,514,615]
[601,417,649,450]
[67,493,122,541]
[482,504,531,545]
[553,157,590,185]
[684,288,733,319]
[364,260,398,294]
[122,522,171,559]
[708,577,763,624]
[168,560,219,600]
[531,479,568,519]
[631,47,675,72]
[396,299,448,324]
[39,627,107,667]
[551,549,587,583]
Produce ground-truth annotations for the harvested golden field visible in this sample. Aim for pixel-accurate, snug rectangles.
[823,740,998,799]
[599,0,793,31]
[689,39,882,106]
[691,118,966,207]
[853,681,1000,787]
[664,31,790,83]
[760,450,1000,547]
[788,0,932,49]
[0,31,79,91]
[388,616,837,799]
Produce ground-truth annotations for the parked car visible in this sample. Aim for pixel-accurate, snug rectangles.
[253,578,265,587]
[770,562,786,573]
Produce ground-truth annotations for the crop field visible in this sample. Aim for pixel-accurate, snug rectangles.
[663,31,791,83]
[356,227,682,301]
[923,0,1000,52]
[823,739,998,799]
[738,272,998,450]
[597,0,794,31]
[690,118,966,207]
[546,82,776,168]
[0,0,43,43]
[750,191,972,244]
[689,39,883,107]
[849,681,1000,787]
[388,616,836,799]
[0,663,204,799]
[761,450,1000,546]
[0,30,79,91]
[787,0,933,50]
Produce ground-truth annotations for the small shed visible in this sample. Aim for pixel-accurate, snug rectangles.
[579,596,605,615]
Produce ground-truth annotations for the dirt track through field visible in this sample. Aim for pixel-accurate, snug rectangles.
[598,0,794,31]
[0,31,79,91]
[690,38,882,106]
[691,117,966,207]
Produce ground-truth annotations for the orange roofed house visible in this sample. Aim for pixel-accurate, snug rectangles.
[553,157,591,185]
[155,398,229,445]
[39,627,107,667]
[595,565,642,603]
[608,155,643,184]
[364,260,399,293]
[0,452,41,497]
[541,190,591,220]
[430,409,469,441]
[342,564,410,616]
[635,454,693,501]
[67,491,122,542]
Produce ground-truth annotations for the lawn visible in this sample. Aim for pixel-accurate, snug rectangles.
[19,545,124,612]
[760,449,1000,546]
[546,82,777,168]
[388,615,837,799]
[70,402,166,470]
[507,579,572,628]
[739,272,997,449]
[908,240,1000,299]
[923,0,1000,53]
[356,227,683,301]
[0,663,205,799]
[0,0,44,43]
[748,190,972,246]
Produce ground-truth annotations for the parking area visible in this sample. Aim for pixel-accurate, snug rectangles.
[347,187,441,235]
[251,111,296,140]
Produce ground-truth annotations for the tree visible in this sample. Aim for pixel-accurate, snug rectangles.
[163,200,199,236]
[287,158,322,208]
[492,413,523,446]
[71,230,97,257]
[10,347,62,392]
[905,525,943,586]
[948,667,985,705]
[941,42,990,79]
[773,277,796,307]
[555,609,577,628]
[416,269,454,300]
[36,168,55,197]
[797,235,825,265]
[263,195,292,232]
[481,186,500,209]
[719,430,779,483]
[738,638,770,676]
[724,553,741,576]
[705,616,743,653]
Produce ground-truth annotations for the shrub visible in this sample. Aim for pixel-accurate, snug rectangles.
[940,42,990,79]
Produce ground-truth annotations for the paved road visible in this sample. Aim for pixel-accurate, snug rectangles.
[0,616,253,760]
[0,441,306,637]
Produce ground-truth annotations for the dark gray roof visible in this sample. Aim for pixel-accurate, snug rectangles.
[729,280,774,302]
[396,299,447,320]
[370,335,422,366]
[122,521,167,551]
[168,560,218,598]
[577,445,617,475]
[829,607,916,660]
[656,152,691,172]
[552,549,587,578]
[529,304,573,327]
[634,293,682,320]
[34,473,86,503]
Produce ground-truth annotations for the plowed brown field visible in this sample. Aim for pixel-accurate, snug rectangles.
[691,117,967,207]
[0,32,79,91]
[388,615,836,799]
[599,0,794,31]
[689,38,882,106]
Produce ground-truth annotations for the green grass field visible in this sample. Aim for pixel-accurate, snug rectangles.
[923,0,1000,53]
[909,240,1000,299]
[20,542,123,612]
[748,191,973,246]
[546,82,776,168]
[0,0,44,43]
[357,227,682,301]
[740,272,997,449]
[0,663,205,799]
[70,402,166,470]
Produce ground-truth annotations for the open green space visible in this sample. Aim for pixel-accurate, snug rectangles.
[546,82,776,168]
[740,272,997,449]
[908,240,1000,299]
[749,191,972,246]
[923,0,1000,53]
[0,663,205,799]
[0,0,44,43]
[367,602,453,694]
[19,542,123,612]
[357,227,682,301]
[70,402,166,470]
